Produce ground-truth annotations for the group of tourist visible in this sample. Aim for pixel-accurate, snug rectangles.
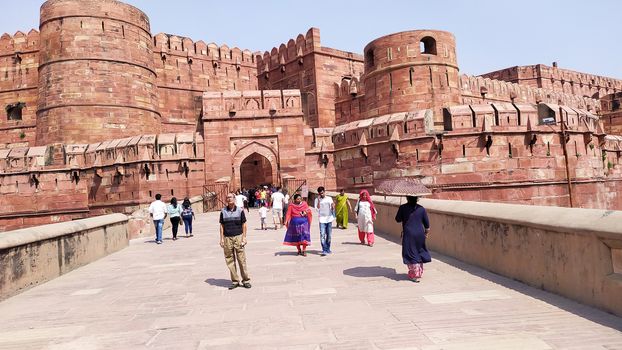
[148,194,196,244]
[234,186,290,230]
[148,185,431,289]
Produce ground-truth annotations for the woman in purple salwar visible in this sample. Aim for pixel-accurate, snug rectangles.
[395,196,431,282]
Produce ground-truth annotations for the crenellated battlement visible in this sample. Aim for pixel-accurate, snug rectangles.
[152,33,258,67]
[481,64,622,98]
[459,74,600,112]
[256,28,321,73]
[0,133,204,174]
[0,30,40,55]
[202,89,302,119]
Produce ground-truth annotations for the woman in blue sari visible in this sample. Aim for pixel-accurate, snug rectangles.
[395,196,431,282]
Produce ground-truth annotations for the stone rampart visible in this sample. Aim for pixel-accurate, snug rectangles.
[256,28,364,128]
[0,132,206,231]
[0,213,128,300]
[480,64,622,100]
[0,30,40,146]
[315,104,622,209]
[314,191,622,317]
[459,74,600,112]
[153,33,259,132]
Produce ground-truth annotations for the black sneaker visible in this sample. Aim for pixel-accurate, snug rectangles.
[228,283,239,290]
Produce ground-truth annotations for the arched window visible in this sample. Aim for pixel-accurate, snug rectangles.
[420,36,437,55]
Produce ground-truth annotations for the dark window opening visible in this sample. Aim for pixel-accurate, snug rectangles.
[6,102,25,121]
[365,49,374,68]
[420,36,437,55]
[409,67,414,86]
[462,145,466,157]
[492,104,500,126]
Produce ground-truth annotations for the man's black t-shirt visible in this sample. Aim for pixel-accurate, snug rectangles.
[219,206,246,237]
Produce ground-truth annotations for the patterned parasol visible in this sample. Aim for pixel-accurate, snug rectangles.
[374,177,432,196]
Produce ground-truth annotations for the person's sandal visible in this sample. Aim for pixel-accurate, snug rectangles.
[242,282,252,289]
[228,283,239,290]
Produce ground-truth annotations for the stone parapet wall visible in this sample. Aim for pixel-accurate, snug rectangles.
[459,74,600,112]
[0,132,206,231]
[313,191,622,317]
[480,64,622,100]
[0,213,128,300]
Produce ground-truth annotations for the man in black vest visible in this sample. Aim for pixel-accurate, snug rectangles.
[219,193,251,289]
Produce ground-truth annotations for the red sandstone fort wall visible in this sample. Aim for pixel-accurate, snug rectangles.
[459,74,600,112]
[325,104,622,210]
[256,28,364,129]
[153,34,259,133]
[0,133,205,231]
[481,64,622,100]
[0,31,40,147]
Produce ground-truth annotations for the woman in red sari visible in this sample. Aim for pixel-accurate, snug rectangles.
[283,194,313,256]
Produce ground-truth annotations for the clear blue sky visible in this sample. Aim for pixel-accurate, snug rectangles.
[3,0,619,78]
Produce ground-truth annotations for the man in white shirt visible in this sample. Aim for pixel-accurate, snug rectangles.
[270,187,285,229]
[148,193,167,244]
[314,186,335,256]
[235,190,247,211]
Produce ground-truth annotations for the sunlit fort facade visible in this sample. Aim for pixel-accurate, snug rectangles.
[1,0,622,231]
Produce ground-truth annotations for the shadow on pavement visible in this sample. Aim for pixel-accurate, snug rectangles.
[204,278,231,288]
[274,251,298,256]
[343,266,409,282]
[433,254,622,332]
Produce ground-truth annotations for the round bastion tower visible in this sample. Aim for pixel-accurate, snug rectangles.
[363,30,461,123]
[36,0,161,145]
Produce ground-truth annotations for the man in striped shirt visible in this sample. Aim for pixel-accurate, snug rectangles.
[219,193,251,290]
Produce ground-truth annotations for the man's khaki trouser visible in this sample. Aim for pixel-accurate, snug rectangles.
[223,235,250,284]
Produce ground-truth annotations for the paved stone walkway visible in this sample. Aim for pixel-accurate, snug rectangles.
[0,210,621,349]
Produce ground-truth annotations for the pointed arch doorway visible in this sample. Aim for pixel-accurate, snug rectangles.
[232,141,280,191]
[239,152,274,189]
